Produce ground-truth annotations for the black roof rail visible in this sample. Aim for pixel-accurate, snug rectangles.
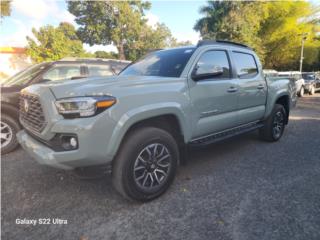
[197,40,251,49]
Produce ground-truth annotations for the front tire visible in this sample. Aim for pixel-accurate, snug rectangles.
[298,87,304,97]
[259,104,286,142]
[1,114,20,155]
[112,127,179,201]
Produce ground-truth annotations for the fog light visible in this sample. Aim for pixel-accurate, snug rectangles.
[61,135,78,150]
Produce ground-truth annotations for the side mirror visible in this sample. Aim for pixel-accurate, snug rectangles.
[192,64,224,81]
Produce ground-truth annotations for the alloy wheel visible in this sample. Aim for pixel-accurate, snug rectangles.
[272,111,284,139]
[1,121,13,148]
[133,143,172,191]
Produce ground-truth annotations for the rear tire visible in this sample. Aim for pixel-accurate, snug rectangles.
[259,104,286,142]
[1,114,20,155]
[112,127,179,201]
[298,87,304,97]
[309,86,315,95]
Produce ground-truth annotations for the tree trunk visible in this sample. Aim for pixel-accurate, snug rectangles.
[117,44,125,60]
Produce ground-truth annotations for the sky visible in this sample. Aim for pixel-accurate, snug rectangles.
[0,0,206,53]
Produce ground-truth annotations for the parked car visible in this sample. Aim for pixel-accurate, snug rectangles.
[302,72,320,95]
[17,40,296,201]
[278,71,305,97]
[263,69,279,77]
[0,58,130,154]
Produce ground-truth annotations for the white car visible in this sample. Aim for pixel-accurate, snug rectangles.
[278,71,305,97]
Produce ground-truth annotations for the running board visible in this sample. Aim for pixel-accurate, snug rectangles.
[189,122,264,147]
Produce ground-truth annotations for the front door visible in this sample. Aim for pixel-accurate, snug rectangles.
[231,51,267,124]
[188,49,239,139]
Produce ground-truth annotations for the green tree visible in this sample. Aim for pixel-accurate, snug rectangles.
[194,1,269,60]
[125,23,174,60]
[194,1,320,70]
[68,1,151,60]
[68,1,174,61]
[260,1,318,69]
[58,22,80,40]
[168,38,193,48]
[26,23,87,63]
[194,1,239,39]
[95,51,118,59]
[1,0,11,18]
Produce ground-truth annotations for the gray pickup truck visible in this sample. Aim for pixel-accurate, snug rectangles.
[17,40,297,201]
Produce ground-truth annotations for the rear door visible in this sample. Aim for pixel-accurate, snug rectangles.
[231,51,267,124]
[188,49,239,138]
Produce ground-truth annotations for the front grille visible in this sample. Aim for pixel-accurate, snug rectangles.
[20,93,47,133]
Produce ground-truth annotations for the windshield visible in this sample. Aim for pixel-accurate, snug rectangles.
[120,47,195,78]
[302,73,315,81]
[3,63,49,86]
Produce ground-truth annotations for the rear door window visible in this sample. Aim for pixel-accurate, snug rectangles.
[43,65,81,81]
[87,64,114,77]
[232,52,258,78]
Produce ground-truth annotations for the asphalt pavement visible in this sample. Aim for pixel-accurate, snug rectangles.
[2,94,320,240]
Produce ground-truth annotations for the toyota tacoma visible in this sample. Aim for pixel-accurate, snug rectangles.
[17,40,297,201]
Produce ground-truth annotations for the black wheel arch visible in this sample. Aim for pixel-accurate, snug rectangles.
[1,102,20,126]
[115,114,186,165]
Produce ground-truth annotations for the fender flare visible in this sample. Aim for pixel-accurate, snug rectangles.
[106,103,189,158]
[264,90,290,120]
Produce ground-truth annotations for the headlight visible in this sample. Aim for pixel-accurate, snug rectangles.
[55,96,116,118]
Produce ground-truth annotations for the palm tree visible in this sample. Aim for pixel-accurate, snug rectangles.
[194,1,239,38]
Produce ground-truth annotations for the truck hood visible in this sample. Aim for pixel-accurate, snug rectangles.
[24,75,183,99]
[0,85,25,93]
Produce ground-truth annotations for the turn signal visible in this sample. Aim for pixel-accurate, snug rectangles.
[96,99,116,108]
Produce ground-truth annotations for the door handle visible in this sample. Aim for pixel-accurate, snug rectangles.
[227,87,238,93]
[257,84,264,90]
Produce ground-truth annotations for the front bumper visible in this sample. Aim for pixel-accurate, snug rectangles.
[17,114,117,170]
[17,130,74,170]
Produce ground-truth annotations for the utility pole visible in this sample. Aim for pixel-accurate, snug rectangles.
[299,33,308,73]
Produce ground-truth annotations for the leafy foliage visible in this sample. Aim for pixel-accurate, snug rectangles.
[194,1,239,38]
[26,22,87,63]
[195,1,320,70]
[68,1,174,61]
[94,51,118,59]
[168,39,193,48]
[0,0,11,18]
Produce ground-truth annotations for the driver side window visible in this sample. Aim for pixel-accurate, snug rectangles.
[196,50,231,79]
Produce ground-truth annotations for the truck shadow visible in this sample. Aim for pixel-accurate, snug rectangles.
[92,117,319,203]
